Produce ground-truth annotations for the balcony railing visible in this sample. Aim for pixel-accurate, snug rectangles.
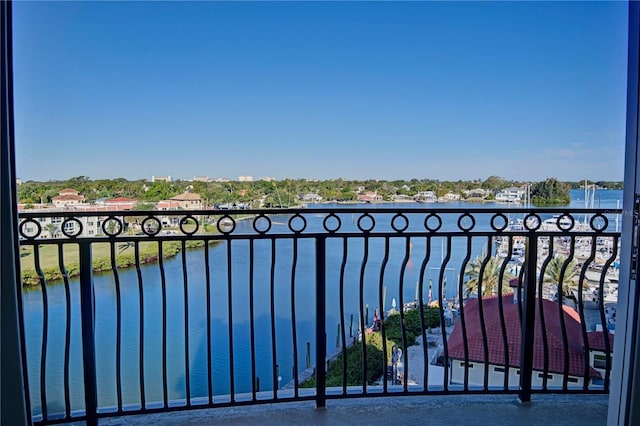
[16,206,621,425]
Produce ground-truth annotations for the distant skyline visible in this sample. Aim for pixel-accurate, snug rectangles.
[12,1,628,182]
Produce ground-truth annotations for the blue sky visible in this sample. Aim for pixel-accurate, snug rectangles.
[12,1,628,182]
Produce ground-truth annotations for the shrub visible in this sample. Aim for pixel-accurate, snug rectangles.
[301,331,395,388]
[383,307,441,347]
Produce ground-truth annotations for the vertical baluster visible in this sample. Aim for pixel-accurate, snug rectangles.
[249,239,257,401]
[519,235,538,403]
[34,245,48,421]
[181,241,190,406]
[439,236,452,390]
[291,238,299,397]
[158,241,168,407]
[134,241,145,408]
[109,240,123,411]
[204,241,213,404]
[555,237,576,389]
[79,242,97,425]
[378,238,390,393]
[496,237,513,390]
[417,236,432,391]
[57,244,72,417]
[270,239,278,399]
[458,236,472,390]
[315,238,326,408]
[476,236,492,390]
[227,239,235,402]
[538,237,555,390]
[339,238,348,395]
[358,236,369,392]
[398,237,411,393]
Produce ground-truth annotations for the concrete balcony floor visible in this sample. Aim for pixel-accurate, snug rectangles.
[93,394,609,426]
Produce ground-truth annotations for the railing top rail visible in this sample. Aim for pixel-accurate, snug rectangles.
[17,206,624,219]
[17,206,622,243]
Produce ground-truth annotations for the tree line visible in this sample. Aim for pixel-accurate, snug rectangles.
[16,175,622,207]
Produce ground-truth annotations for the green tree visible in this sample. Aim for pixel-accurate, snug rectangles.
[531,178,571,205]
[481,176,509,191]
[141,182,180,202]
[464,256,514,298]
[44,223,59,239]
[383,308,441,347]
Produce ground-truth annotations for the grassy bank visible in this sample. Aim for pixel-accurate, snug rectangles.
[19,238,217,286]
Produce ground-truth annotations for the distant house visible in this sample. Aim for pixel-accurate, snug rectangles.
[465,188,488,199]
[393,194,413,202]
[151,175,172,182]
[441,192,461,201]
[302,193,323,203]
[156,200,182,211]
[447,295,606,388]
[193,176,211,183]
[168,192,203,210]
[357,191,383,202]
[495,187,525,202]
[103,197,138,211]
[238,175,253,182]
[52,188,85,207]
[414,191,436,202]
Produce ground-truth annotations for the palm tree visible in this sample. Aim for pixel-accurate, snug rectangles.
[543,255,584,303]
[464,256,514,298]
[44,223,59,239]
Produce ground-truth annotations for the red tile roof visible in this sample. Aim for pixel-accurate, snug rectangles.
[105,197,137,203]
[52,194,85,202]
[58,188,80,195]
[157,200,182,209]
[587,331,614,352]
[447,295,601,379]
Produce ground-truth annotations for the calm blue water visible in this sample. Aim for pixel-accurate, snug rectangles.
[21,189,623,416]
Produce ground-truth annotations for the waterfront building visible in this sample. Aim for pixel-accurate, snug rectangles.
[393,194,414,202]
[357,191,383,202]
[440,192,461,201]
[447,295,611,388]
[414,191,437,202]
[302,193,323,203]
[465,188,489,199]
[495,186,526,202]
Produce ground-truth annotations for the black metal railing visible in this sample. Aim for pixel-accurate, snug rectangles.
[16,206,621,425]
